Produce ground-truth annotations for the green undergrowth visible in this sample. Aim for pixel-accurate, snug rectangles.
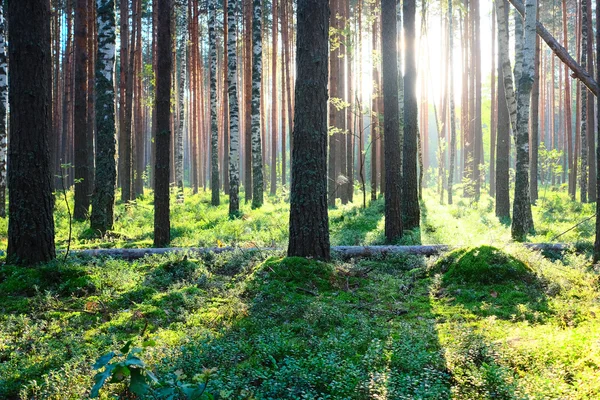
[0,186,594,253]
[1,245,600,398]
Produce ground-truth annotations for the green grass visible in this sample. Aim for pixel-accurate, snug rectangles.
[0,186,599,398]
[0,185,593,252]
[1,244,599,398]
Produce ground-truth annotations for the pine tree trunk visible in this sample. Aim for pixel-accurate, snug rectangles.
[585,0,596,201]
[270,0,278,196]
[154,0,172,247]
[593,0,600,262]
[0,7,7,218]
[495,0,511,219]
[288,0,330,260]
[490,6,497,198]
[7,0,56,264]
[209,0,220,206]
[473,0,482,199]
[118,0,129,200]
[90,0,117,233]
[381,0,402,242]
[369,4,377,202]
[447,0,457,205]
[74,0,90,220]
[564,0,573,199]
[511,0,536,240]
[228,0,241,216]
[530,14,540,203]
[328,0,339,207]
[251,0,264,208]
[402,0,420,230]
[581,0,589,203]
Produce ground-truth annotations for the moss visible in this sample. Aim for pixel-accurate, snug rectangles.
[435,246,534,285]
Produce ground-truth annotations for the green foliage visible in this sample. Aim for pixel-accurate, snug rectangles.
[434,246,534,285]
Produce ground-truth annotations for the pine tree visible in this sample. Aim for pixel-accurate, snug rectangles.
[288,0,330,260]
[402,0,420,229]
[381,0,402,242]
[7,0,56,264]
[154,0,172,247]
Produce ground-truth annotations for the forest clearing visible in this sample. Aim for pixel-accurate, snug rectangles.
[3,0,600,398]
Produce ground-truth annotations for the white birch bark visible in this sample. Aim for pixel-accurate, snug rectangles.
[228,0,240,216]
[176,6,186,203]
[0,6,7,218]
[511,0,536,239]
[251,0,264,208]
[495,0,518,136]
[209,0,220,206]
[580,0,589,202]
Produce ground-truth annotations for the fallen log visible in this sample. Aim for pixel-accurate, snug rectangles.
[508,0,600,96]
[66,243,571,261]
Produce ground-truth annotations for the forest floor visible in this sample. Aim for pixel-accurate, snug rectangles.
[1,186,599,399]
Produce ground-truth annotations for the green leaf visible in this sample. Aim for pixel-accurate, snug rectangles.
[125,355,146,368]
[120,340,133,354]
[109,365,130,383]
[90,364,115,398]
[182,384,207,400]
[92,351,116,370]
[142,339,156,348]
[129,368,150,397]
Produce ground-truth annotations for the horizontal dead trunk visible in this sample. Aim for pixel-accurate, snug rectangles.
[60,243,571,261]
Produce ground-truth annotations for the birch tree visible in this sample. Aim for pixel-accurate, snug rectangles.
[495,0,518,135]
[580,0,589,203]
[447,0,457,205]
[227,0,241,217]
[176,4,186,203]
[209,0,220,206]
[0,7,7,218]
[511,0,536,240]
[90,0,117,233]
[251,0,264,208]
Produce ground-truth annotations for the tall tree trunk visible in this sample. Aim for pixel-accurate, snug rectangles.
[176,3,186,202]
[87,0,96,197]
[0,7,6,218]
[402,0,420,229]
[448,0,457,205]
[154,0,172,247]
[581,0,589,203]
[222,0,230,193]
[495,0,511,219]
[490,6,497,198]
[288,0,330,260]
[381,0,402,242]
[586,0,596,201]
[209,0,220,205]
[228,0,241,216]
[369,4,378,202]
[530,14,540,203]
[244,0,253,201]
[7,0,56,264]
[270,0,278,196]
[564,0,573,198]
[251,0,264,208]
[473,0,482,199]
[118,0,129,200]
[593,0,600,262]
[328,0,339,206]
[511,0,536,240]
[74,0,90,219]
[90,0,117,233]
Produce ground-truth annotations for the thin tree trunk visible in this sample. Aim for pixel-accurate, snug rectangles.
[270,0,278,196]
[0,7,7,218]
[244,0,253,201]
[209,0,220,205]
[228,0,241,216]
[490,6,497,198]
[581,0,589,203]
[251,0,264,208]
[530,12,540,203]
[563,0,574,199]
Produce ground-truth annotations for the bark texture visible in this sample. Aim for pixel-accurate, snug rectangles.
[251,0,264,208]
[154,0,172,247]
[381,0,402,242]
[7,0,56,264]
[288,0,331,260]
[227,0,241,217]
[90,0,117,233]
[209,0,220,206]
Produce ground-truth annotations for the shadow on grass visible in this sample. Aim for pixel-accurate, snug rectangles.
[329,198,385,245]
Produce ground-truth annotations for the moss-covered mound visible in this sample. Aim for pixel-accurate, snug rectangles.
[434,246,535,285]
